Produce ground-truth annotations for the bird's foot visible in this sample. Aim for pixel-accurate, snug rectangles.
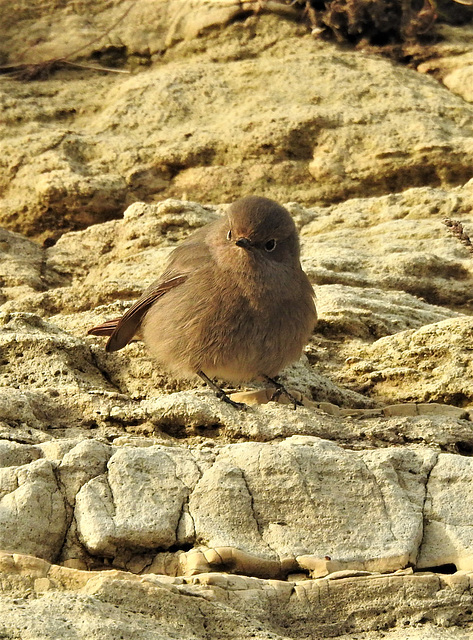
[263,375,303,410]
[217,391,248,411]
[197,370,248,411]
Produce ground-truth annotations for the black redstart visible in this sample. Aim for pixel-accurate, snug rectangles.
[89,196,317,409]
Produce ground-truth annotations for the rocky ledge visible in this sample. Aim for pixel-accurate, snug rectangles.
[2,1,473,638]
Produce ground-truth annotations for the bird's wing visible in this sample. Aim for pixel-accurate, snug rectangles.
[88,216,223,353]
[88,274,187,352]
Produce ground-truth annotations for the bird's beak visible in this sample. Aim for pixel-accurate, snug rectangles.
[235,237,252,250]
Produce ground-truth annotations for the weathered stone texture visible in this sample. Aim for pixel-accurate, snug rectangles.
[1,3,473,639]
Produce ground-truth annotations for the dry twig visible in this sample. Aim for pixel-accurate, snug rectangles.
[0,0,137,80]
[443,218,473,255]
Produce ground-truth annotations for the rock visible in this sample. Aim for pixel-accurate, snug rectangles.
[339,316,473,405]
[0,311,146,438]
[75,445,202,555]
[58,440,112,506]
[302,182,473,307]
[2,552,473,639]
[2,199,218,318]
[4,187,471,415]
[315,283,460,339]
[443,64,473,102]
[3,5,473,638]
[73,437,434,574]
[171,546,288,579]
[2,15,473,239]
[0,228,47,304]
[0,312,109,391]
[190,438,434,570]
[0,440,41,467]
[1,0,281,65]
[418,453,473,571]
[0,459,66,561]
[416,25,473,102]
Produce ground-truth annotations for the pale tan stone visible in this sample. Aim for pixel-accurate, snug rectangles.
[229,388,308,406]
[34,577,52,592]
[11,554,50,577]
[144,551,182,577]
[75,445,202,555]
[443,65,473,102]
[179,549,208,576]
[0,460,66,561]
[382,403,420,417]
[2,4,473,638]
[340,316,473,406]
[416,403,469,418]
[2,11,473,242]
[58,440,111,506]
[0,552,473,638]
[61,559,88,571]
[418,454,473,571]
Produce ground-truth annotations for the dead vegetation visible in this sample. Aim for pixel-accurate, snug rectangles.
[303,0,438,44]
[1,0,472,81]
[444,219,473,256]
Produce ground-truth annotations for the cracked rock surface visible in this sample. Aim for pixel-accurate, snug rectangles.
[2,5,473,242]
[2,1,473,639]
[73,438,434,569]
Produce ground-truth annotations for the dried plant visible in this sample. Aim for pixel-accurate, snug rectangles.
[443,218,473,255]
[299,0,439,44]
[1,0,472,80]
[0,1,137,80]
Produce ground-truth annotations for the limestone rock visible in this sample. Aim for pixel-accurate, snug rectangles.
[0,228,47,304]
[2,15,473,239]
[339,316,473,405]
[4,187,471,417]
[302,182,473,307]
[0,459,66,561]
[0,312,109,391]
[416,25,473,102]
[190,438,434,570]
[58,440,112,507]
[315,283,460,339]
[3,5,473,638]
[46,200,218,287]
[443,64,473,102]
[0,310,152,438]
[0,440,41,468]
[75,445,202,555]
[1,199,218,318]
[0,0,278,65]
[73,437,434,573]
[418,453,473,571]
[0,192,471,450]
[2,552,473,639]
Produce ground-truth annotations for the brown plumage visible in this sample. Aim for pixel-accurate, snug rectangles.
[88,196,317,408]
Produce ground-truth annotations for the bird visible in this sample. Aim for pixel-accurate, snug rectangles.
[88,196,317,409]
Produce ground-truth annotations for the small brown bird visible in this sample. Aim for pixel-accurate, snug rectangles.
[88,196,316,409]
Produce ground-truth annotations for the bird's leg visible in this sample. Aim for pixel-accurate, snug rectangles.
[263,375,303,410]
[197,370,248,411]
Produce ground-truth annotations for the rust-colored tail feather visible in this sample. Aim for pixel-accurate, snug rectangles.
[88,319,120,337]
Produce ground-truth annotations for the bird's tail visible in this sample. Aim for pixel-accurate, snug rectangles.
[88,319,120,337]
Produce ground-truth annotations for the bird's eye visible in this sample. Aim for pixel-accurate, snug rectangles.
[264,239,276,252]
[227,230,232,241]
